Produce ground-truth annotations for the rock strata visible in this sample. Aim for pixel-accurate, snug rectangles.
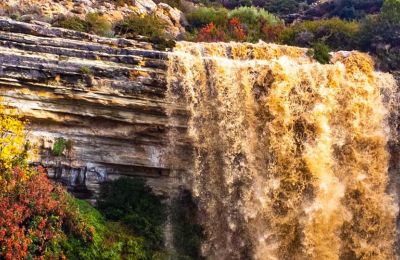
[1,0,187,38]
[0,17,190,198]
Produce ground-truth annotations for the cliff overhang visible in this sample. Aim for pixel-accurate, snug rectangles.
[0,17,190,198]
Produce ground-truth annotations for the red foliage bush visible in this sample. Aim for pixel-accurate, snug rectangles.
[0,167,93,259]
[262,23,285,42]
[229,18,247,41]
[193,14,286,43]
[196,22,226,42]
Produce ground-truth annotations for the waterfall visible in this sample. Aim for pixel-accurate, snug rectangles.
[167,41,399,260]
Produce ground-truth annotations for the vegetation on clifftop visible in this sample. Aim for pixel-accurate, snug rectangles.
[54,13,113,37]
[185,6,284,42]
[47,0,400,67]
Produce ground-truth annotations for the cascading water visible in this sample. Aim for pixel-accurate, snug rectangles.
[167,41,399,260]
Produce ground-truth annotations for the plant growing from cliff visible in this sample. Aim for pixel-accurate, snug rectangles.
[53,16,88,32]
[307,42,331,64]
[53,13,112,37]
[85,13,113,37]
[80,66,93,76]
[115,14,175,49]
[52,137,72,157]
[115,14,165,39]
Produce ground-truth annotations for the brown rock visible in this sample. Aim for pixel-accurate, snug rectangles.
[0,17,188,197]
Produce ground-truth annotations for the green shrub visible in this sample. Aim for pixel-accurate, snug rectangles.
[186,7,229,30]
[61,197,149,260]
[357,0,400,70]
[335,0,366,20]
[115,14,175,49]
[380,0,400,25]
[358,14,379,50]
[374,0,400,70]
[53,13,112,37]
[115,14,165,38]
[102,222,148,259]
[54,16,88,32]
[187,6,282,43]
[228,6,281,26]
[85,13,113,37]
[60,197,106,259]
[80,66,93,75]
[280,17,360,50]
[52,137,67,156]
[225,7,283,42]
[308,42,331,64]
[97,178,167,250]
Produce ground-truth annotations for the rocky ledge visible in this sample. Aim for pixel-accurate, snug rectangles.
[0,17,190,198]
[1,0,187,38]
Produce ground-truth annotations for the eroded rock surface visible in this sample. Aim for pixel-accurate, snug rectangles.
[0,0,187,38]
[0,17,190,198]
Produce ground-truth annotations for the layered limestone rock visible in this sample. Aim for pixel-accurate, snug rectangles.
[0,17,190,198]
[0,0,187,38]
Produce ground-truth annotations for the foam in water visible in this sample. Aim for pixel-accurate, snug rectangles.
[167,42,399,260]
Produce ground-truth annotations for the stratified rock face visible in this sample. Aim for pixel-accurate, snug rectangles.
[0,0,187,38]
[0,17,190,198]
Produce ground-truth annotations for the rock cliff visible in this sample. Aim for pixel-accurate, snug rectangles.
[0,17,190,198]
[1,0,187,38]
